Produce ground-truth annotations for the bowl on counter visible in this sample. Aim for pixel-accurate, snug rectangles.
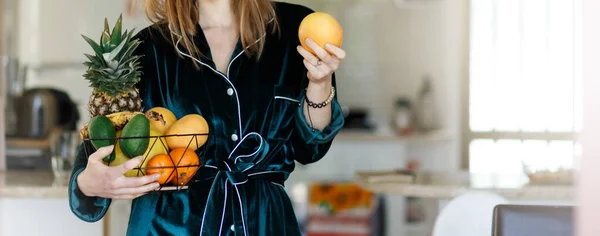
[522,161,574,185]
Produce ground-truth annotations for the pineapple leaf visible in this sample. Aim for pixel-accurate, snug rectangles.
[118,40,141,63]
[81,35,107,67]
[106,38,128,62]
[84,53,95,60]
[111,14,123,46]
[125,28,137,42]
[102,31,112,51]
[82,35,104,54]
[120,55,142,67]
[84,53,105,67]
[102,19,111,48]
[121,29,129,41]
[103,18,110,35]
[83,16,143,95]
[117,35,141,62]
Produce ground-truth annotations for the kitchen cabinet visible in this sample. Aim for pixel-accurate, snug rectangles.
[0,198,104,236]
[0,171,109,236]
[17,0,151,67]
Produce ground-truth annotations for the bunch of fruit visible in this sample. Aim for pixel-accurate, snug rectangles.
[79,15,210,187]
[82,108,209,186]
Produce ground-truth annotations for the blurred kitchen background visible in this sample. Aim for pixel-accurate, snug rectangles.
[0,0,581,236]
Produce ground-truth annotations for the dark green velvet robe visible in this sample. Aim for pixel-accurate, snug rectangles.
[68,2,344,235]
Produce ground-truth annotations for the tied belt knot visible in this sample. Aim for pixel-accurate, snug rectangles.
[223,161,248,185]
[196,132,285,236]
[206,158,284,186]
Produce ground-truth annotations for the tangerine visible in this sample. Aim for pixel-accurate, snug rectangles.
[169,148,200,186]
[298,12,343,55]
[165,114,209,151]
[145,153,176,185]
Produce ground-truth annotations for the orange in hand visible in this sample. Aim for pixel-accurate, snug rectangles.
[169,148,200,186]
[145,153,176,185]
[298,12,343,55]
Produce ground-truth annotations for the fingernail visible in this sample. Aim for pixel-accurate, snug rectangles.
[153,183,160,189]
[306,38,312,44]
[326,44,332,49]
[153,174,161,180]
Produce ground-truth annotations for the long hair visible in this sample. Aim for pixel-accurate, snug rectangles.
[144,0,279,66]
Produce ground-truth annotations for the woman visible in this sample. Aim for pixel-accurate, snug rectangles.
[69,0,346,235]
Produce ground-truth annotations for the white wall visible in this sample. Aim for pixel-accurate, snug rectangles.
[17,0,151,66]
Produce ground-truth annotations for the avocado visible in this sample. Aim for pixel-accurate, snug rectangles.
[87,115,117,162]
[119,114,150,158]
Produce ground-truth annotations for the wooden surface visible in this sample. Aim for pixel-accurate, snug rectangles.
[5,127,64,150]
[6,137,51,149]
[0,171,69,198]
[358,171,575,201]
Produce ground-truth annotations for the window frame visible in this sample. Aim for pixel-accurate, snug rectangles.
[461,0,580,170]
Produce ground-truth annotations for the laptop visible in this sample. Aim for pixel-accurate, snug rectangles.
[492,204,574,236]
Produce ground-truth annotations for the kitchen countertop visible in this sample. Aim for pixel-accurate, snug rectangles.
[335,129,455,142]
[0,171,69,198]
[0,170,575,201]
[362,182,573,200]
[358,171,574,201]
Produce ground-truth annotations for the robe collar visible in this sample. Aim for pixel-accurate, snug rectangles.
[168,18,275,71]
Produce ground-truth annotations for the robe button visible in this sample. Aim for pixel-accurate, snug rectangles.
[231,134,239,142]
[227,88,234,96]
[230,224,235,231]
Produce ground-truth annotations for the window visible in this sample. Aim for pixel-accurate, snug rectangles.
[466,0,581,174]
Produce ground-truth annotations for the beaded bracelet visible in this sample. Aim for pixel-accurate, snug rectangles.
[305,86,335,109]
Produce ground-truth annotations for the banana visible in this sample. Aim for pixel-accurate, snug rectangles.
[106,111,145,129]
[80,111,144,139]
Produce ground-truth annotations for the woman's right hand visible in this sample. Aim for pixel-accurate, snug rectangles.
[76,145,161,200]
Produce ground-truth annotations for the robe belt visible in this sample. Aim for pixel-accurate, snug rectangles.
[193,163,285,186]
[192,132,285,236]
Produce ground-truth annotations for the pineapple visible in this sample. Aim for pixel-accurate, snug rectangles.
[82,14,143,117]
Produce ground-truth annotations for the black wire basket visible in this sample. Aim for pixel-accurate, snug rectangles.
[82,133,209,191]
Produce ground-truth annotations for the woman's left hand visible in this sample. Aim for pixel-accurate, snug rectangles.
[297,38,346,85]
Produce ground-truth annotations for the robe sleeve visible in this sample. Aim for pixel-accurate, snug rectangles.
[68,142,112,222]
[291,73,345,165]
